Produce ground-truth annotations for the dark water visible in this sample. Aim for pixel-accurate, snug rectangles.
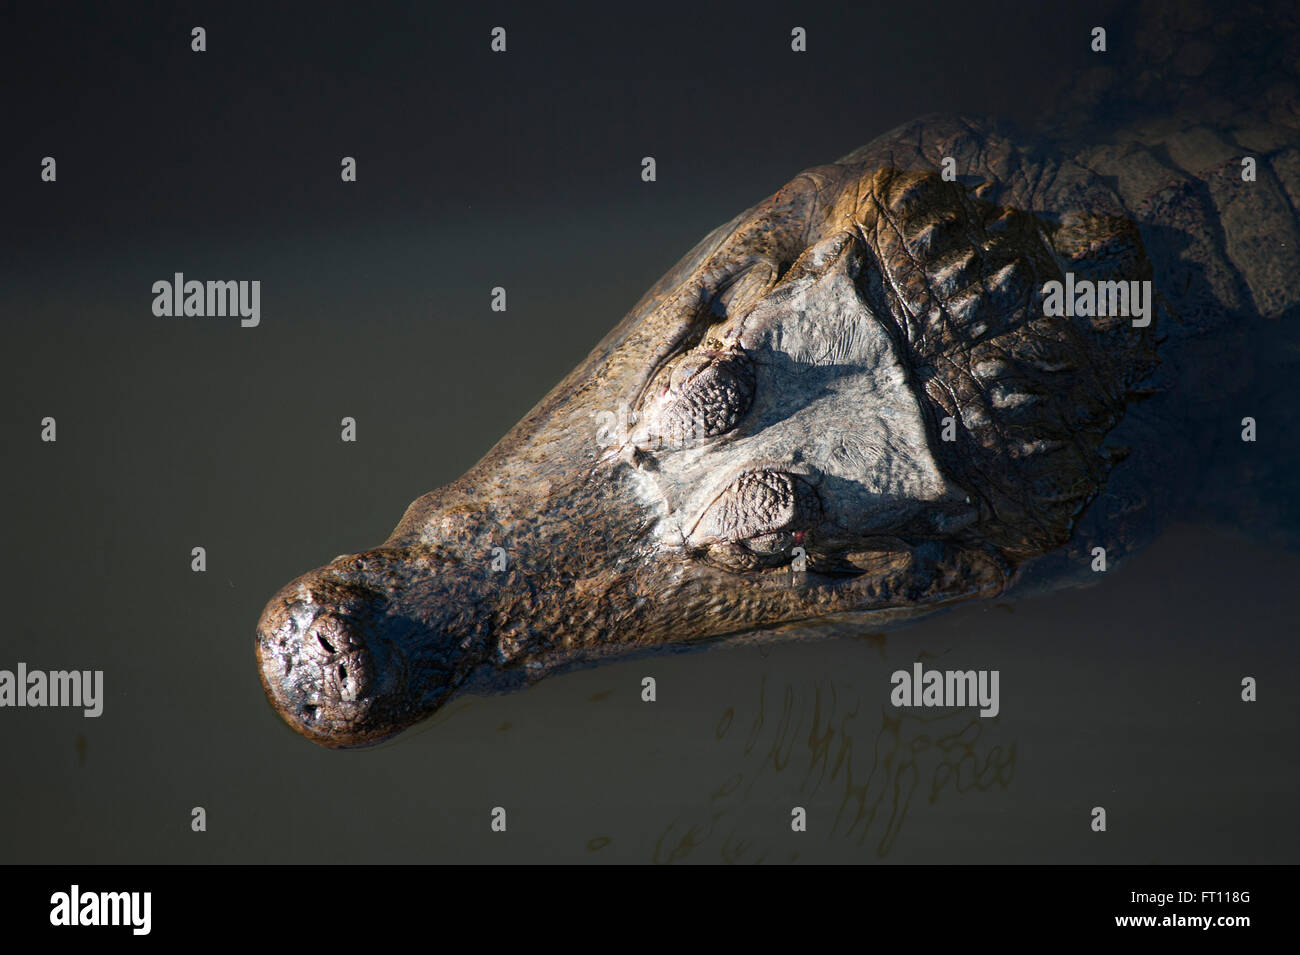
[2,0,1297,863]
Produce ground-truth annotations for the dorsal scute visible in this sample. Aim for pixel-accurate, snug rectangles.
[843,166,1159,559]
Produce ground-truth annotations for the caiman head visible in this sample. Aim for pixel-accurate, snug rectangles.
[256,133,1158,747]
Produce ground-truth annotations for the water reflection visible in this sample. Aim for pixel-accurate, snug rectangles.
[654,668,1017,863]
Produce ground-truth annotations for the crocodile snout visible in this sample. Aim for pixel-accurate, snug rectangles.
[255,571,415,747]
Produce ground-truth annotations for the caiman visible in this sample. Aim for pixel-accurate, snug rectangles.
[256,1,1300,746]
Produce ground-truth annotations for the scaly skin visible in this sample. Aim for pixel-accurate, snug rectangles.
[251,102,1300,747]
[255,0,1300,747]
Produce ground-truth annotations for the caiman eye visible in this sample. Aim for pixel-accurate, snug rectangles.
[688,469,823,569]
[633,342,755,449]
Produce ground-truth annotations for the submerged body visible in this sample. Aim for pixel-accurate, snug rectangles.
[256,111,1300,747]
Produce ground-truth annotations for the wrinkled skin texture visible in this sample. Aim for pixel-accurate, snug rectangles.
[256,109,1300,747]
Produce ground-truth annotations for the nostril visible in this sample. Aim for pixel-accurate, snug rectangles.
[301,704,318,721]
[338,664,348,682]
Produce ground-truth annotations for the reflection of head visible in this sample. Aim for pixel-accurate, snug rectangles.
[654,668,1016,863]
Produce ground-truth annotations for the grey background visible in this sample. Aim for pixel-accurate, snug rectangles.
[2,0,1296,863]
